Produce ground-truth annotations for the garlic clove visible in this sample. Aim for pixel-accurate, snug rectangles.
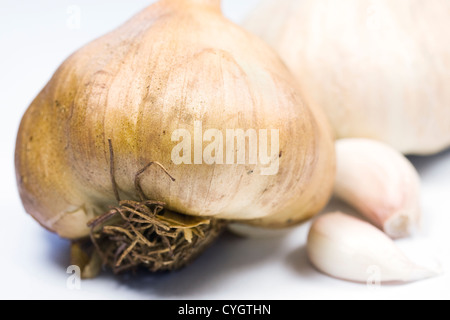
[334,139,421,239]
[307,212,440,283]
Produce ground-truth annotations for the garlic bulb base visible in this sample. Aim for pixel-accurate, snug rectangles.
[88,200,226,274]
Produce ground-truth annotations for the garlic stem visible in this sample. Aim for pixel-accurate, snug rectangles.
[307,212,440,283]
[334,139,421,239]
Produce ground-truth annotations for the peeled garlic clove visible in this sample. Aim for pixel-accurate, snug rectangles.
[245,0,450,155]
[307,212,439,283]
[15,0,335,240]
[335,139,421,239]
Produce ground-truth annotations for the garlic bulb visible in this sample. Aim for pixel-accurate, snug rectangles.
[307,212,439,283]
[335,139,421,239]
[15,0,335,271]
[245,0,450,155]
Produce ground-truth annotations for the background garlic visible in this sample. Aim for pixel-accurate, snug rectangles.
[245,0,450,155]
[15,0,335,270]
[335,139,422,239]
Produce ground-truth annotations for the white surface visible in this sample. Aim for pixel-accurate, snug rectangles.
[1,0,449,300]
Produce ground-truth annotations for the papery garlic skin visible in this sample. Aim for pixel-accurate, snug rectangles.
[245,0,450,155]
[335,139,421,239]
[307,212,438,283]
[15,0,335,239]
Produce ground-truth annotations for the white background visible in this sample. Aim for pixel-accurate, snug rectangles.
[0,0,449,300]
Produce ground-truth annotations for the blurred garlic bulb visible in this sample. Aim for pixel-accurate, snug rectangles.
[15,0,335,244]
[245,0,450,155]
[335,139,421,239]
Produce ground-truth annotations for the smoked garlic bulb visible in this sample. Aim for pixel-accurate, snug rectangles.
[245,0,450,155]
[16,0,335,241]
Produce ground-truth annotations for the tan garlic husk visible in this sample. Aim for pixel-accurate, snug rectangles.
[245,0,450,155]
[307,212,440,283]
[335,139,421,239]
[15,0,335,270]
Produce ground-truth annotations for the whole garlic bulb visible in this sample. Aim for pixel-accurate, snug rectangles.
[15,0,335,240]
[245,0,450,155]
